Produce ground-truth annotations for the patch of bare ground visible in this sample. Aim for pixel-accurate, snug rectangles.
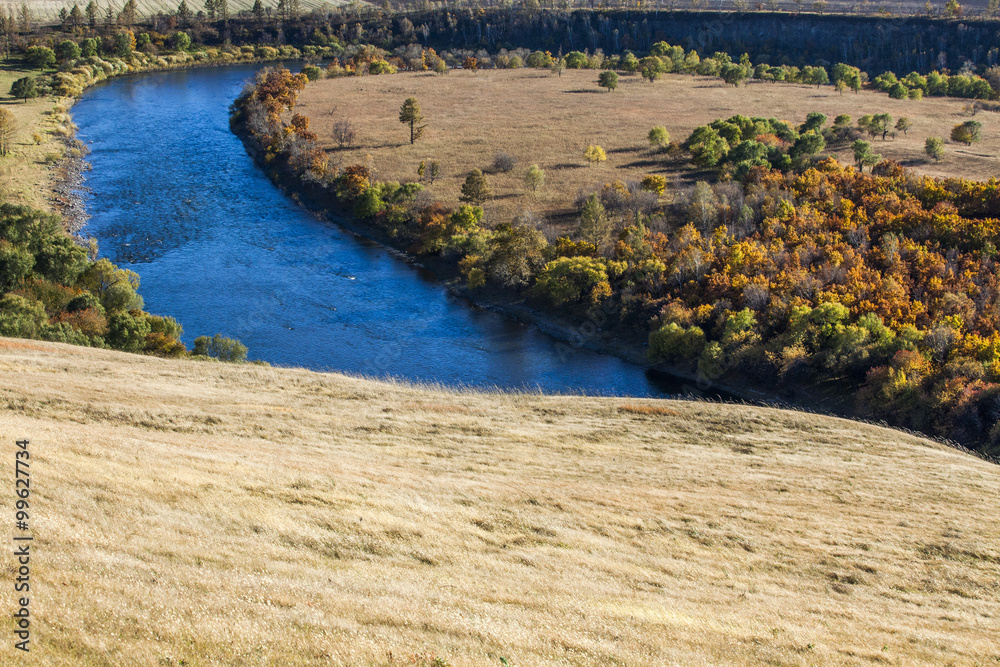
[0,337,998,665]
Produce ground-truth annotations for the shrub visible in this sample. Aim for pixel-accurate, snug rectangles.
[0,294,48,338]
[648,323,706,361]
[106,310,151,352]
[192,333,248,362]
[24,46,56,69]
[492,152,517,173]
[641,175,667,196]
[648,126,670,150]
[925,136,944,161]
[301,65,322,81]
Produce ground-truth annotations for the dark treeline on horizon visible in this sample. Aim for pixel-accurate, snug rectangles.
[11,5,1000,78]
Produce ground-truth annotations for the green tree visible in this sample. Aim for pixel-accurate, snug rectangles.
[533,256,611,306]
[398,97,426,144]
[790,130,825,159]
[524,164,545,193]
[0,239,33,289]
[648,126,670,150]
[56,40,81,62]
[895,117,912,136]
[459,169,491,205]
[81,38,98,57]
[579,193,611,249]
[170,30,190,51]
[193,333,248,361]
[10,76,38,103]
[252,0,264,21]
[598,70,618,92]
[649,323,706,361]
[114,30,136,57]
[106,310,151,352]
[925,136,944,161]
[24,46,55,69]
[85,0,98,27]
[852,139,881,171]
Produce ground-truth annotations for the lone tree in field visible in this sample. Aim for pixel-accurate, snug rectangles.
[648,126,670,151]
[399,97,426,144]
[460,169,491,205]
[951,120,982,146]
[895,117,912,136]
[524,164,545,193]
[584,144,607,166]
[10,76,38,103]
[0,109,15,156]
[598,70,618,92]
[925,136,944,161]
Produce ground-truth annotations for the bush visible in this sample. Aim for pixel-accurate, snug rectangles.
[106,310,151,352]
[0,294,48,338]
[192,333,248,362]
[648,323,706,361]
[492,152,517,173]
[24,46,56,69]
[301,65,322,81]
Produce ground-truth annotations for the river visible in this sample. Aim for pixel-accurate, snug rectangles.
[71,63,704,397]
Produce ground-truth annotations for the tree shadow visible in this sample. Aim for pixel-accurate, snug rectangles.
[564,89,603,94]
[550,163,586,170]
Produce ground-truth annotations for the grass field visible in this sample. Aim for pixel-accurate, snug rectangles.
[0,338,997,665]
[0,63,75,211]
[298,69,1000,227]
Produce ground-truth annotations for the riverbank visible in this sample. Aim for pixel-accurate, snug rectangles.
[0,45,303,217]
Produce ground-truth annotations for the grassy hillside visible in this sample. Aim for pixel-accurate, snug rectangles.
[0,337,997,665]
[298,69,1000,225]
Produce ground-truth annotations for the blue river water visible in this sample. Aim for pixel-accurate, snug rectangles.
[71,64,695,396]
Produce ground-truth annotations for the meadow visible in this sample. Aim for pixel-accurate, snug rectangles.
[298,68,1000,229]
[0,338,997,665]
[0,64,76,211]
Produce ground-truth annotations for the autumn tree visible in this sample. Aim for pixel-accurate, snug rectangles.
[398,97,426,144]
[459,169,491,205]
[0,108,15,156]
[524,164,545,193]
[584,144,607,166]
[951,120,982,145]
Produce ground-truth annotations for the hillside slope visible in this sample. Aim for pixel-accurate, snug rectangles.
[0,337,997,665]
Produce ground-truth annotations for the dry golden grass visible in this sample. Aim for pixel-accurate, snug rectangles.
[299,69,1000,227]
[0,65,73,211]
[0,337,998,665]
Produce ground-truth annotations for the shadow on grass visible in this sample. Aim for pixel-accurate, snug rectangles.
[550,163,587,170]
[563,89,604,94]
